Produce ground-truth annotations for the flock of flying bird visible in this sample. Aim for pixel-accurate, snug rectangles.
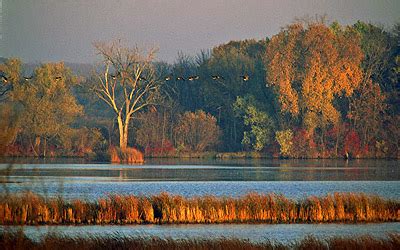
[0,73,63,83]
[169,74,250,82]
[108,73,250,82]
[0,72,251,84]
[157,74,249,82]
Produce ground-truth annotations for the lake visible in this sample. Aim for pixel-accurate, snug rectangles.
[1,158,399,241]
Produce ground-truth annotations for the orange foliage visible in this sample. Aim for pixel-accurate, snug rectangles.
[266,22,363,132]
[265,23,302,115]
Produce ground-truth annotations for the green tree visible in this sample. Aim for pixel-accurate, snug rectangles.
[348,22,397,151]
[353,21,394,90]
[234,96,275,151]
[199,39,270,150]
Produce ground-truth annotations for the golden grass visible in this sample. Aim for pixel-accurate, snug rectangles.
[0,192,399,225]
[1,231,399,250]
[109,146,144,164]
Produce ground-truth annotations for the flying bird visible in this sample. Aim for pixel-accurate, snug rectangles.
[24,76,33,81]
[54,76,62,80]
[138,76,147,81]
[176,76,185,81]
[0,74,8,83]
[240,75,250,81]
[212,75,224,80]
[188,75,199,81]
[110,71,121,79]
[164,76,172,81]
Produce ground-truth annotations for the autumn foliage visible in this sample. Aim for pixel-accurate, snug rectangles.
[174,110,221,152]
[0,20,399,159]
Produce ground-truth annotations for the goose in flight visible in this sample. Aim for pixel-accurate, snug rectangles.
[211,75,224,80]
[176,76,185,81]
[188,75,199,81]
[240,75,250,81]
[0,74,8,83]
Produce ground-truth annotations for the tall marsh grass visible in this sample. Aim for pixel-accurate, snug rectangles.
[1,231,399,250]
[0,192,399,225]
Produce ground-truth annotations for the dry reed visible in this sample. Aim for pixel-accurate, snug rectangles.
[0,192,399,225]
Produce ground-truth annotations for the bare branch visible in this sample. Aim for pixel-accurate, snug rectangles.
[92,40,161,149]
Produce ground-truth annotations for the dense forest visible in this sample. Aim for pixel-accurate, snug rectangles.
[0,20,399,160]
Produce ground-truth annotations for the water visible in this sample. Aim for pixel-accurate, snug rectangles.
[1,158,399,241]
[2,223,399,243]
[1,159,399,200]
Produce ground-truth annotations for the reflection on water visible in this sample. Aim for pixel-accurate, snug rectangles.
[2,223,399,243]
[0,159,399,200]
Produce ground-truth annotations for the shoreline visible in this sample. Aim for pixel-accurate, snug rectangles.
[1,153,399,164]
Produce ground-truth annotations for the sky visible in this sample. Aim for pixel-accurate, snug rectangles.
[1,0,399,64]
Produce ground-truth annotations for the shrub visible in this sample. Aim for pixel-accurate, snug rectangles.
[174,110,221,152]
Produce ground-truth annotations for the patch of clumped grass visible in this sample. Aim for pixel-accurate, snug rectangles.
[0,192,399,225]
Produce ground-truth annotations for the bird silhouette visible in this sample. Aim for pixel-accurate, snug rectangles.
[110,71,121,79]
[138,76,147,81]
[164,76,172,81]
[24,76,33,81]
[176,76,185,81]
[0,74,8,83]
[188,75,199,81]
[212,75,224,80]
[54,76,62,80]
[240,75,250,81]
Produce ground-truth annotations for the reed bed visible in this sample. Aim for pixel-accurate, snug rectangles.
[0,192,399,225]
[1,231,399,250]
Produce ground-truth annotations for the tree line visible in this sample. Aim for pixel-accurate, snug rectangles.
[0,20,399,159]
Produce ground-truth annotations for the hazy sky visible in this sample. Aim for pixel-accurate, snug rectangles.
[1,0,399,63]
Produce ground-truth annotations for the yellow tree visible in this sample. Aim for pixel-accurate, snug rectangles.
[17,62,83,157]
[265,22,363,152]
[93,41,161,151]
[265,23,302,116]
[0,59,83,157]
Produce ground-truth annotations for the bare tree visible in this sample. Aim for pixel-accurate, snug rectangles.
[93,40,161,151]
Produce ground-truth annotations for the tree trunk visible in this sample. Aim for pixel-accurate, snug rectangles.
[117,116,127,151]
[43,137,47,158]
[335,125,340,157]
[123,122,129,150]
[161,111,166,155]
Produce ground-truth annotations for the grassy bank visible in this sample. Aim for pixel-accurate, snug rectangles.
[1,192,399,225]
[1,231,399,250]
